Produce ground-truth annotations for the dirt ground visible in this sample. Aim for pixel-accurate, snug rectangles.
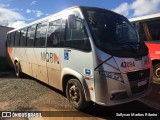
[0,72,105,120]
[0,72,74,112]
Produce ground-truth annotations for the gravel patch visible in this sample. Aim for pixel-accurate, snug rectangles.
[0,72,74,111]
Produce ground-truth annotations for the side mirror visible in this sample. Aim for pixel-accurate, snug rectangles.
[68,14,76,29]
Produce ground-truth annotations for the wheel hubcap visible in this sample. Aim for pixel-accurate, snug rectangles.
[69,85,80,102]
[155,68,160,77]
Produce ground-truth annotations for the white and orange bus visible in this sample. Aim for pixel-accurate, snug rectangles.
[130,13,160,80]
[6,6,152,109]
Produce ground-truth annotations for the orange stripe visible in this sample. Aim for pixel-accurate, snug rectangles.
[8,47,13,55]
[54,53,59,63]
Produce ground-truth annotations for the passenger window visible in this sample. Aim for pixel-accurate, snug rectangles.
[65,11,91,51]
[26,25,36,47]
[133,20,160,42]
[35,22,48,47]
[10,32,15,47]
[59,19,66,46]
[14,30,21,47]
[7,34,11,47]
[20,28,27,47]
[47,20,61,47]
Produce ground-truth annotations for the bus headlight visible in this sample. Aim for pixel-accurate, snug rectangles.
[99,71,124,83]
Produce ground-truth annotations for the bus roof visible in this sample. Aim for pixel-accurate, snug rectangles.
[8,6,121,34]
[129,13,160,22]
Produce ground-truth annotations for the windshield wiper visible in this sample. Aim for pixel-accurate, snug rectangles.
[113,41,140,47]
[122,42,139,49]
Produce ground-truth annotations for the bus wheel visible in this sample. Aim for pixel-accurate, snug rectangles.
[66,79,89,110]
[14,62,22,77]
[153,63,160,80]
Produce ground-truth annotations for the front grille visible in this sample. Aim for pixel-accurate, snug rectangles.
[127,69,150,94]
[127,68,150,81]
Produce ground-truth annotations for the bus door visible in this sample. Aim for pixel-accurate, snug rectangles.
[46,19,61,89]
[33,22,48,84]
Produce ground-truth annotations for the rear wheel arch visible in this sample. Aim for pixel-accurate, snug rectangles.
[152,59,160,80]
[14,59,18,65]
[14,59,22,77]
[152,59,160,66]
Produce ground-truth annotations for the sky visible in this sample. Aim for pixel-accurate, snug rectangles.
[0,0,160,28]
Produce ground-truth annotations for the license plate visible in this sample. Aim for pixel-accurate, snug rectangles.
[138,80,147,87]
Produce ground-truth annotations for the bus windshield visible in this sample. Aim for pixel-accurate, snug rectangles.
[81,8,148,57]
[84,10,140,50]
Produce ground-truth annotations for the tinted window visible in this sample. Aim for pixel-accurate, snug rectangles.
[10,32,15,47]
[7,33,11,47]
[65,11,91,51]
[35,22,48,47]
[133,19,160,42]
[84,10,138,51]
[47,20,61,47]
[60,19,66,46]
[14,30,21,47]
[20,28,27,47]
[26,25,36,47]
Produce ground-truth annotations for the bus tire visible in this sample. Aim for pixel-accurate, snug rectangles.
[153,63,160,80]
[66,79,89,110]
[14,62,22,78]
